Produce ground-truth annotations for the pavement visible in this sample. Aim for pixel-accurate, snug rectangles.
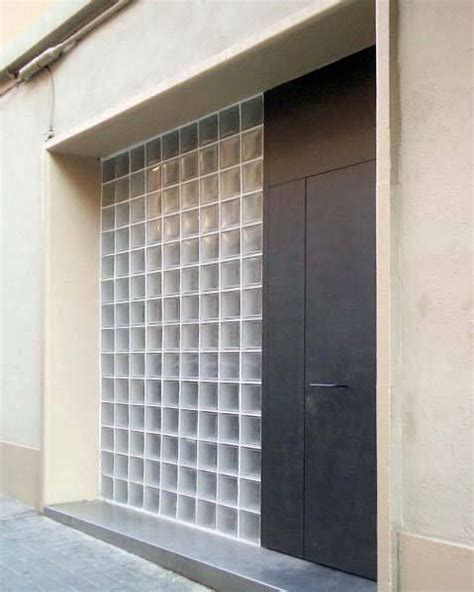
[0,497,211,592]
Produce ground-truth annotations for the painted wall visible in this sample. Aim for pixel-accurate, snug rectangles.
[396,0,473,548]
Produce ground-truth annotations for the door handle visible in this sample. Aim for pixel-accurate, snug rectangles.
[309,383,349,388]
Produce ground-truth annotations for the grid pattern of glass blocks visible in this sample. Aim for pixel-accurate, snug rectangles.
[100,96,263,544]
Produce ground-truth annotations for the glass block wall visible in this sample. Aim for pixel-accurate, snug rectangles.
[99,96,263,543]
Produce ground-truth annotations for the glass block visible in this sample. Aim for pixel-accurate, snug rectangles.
[181,353,199,378]
[131,172,145,197]
[241,96,263,130]
[102,183,115,207]
[182,267,199,293]
[147,299,162,324]
[163,186,180,214]
[180,152,198,181]
[146,166,161,193]
[242,127,263,162]
[199,411,217,439]
[220,384,239,412]
[164,270,180,295]
[201,205,218,232]
[220,353,240,381]
[101,451,114,475]
[242,224,262,254]
[182,324,199,349]
[242,288,261,318]
[131,301,144,325]
[115,152,130,177]
[131,197,145,222]
[221,198,240,228]
[115,429,129,454]
[220,136,240,169]
[198,442,217,471]
[181,382,198,408]
[115,454,128,479]
[197,500,216,529]
[217,506,237,537]
[116,302,130,326]
[101,402,114,426]
[221,229,240,259]
[182,209,199,237]
[146,433,161,459]
[201,293,219,320]
[221,291,240,319]
[145,460,161,489]
[146,138,161,166]
[101,232,114,256]
[116,227,129,252]
[116,253,129,277]
[181,180,199,209]
[180,123,198,153]
[146,379,161,405]
[182,296,199,321]
[180,411,198,438]
[130,249,145,274]
[242,192,262,224]
[130,275,145,300]
[220,322,240,350]
[102,377,114,401]
[114,479,128,504]
[242,320,261,349]
[101,256,114,280]
[220,167,240,199]
[219,414,239,444]
[101,281,114,304]
[200,353,218,379]
[163,382,179,407]
[219,105,240,138]
[147,407,162,433]
[144,487,160,513]
[147,245,162,271]
[102,304,114,328]
[130,406,145,431]
[163,159,180,187]
[218,475,238,505]
[163,215,180,241]
[242,256,261,286]
[200,323,218,349]
[240,448,260,479]
[163,352,180,378]
[116,328,129,352]
[146,353,162,378]
[102,476,113,500]
[201,233,219,262]
[162,409,179,436]
[161,490,177,518]
[131,223,145,248]
[241,416,261,447]
[116,202,129,227]
[221,260,240,289]
[147,325,162,350]
[162,130,179,159]
[177,495,196,523]
[199,114,218,146]
[197,471,217,501]
[131,353,145,377]
[201,264,218,292]
[116,403,129,428]
[131,145,145,172]
[239,510,260,543]
[182,238,199,265]
[147,272,162,298]
[163,242,180,268]
[200,382,218,410]
[146,192,161,219]
[200,174,219,204]
[242,160,263,193]
[102,207,115,231]
[241,384,260,414]
[115,177,130,203]
[199,144,218,175]
[130,379,144,402]
[163,325,180,350]
[242,352,261,381]
[131,430,145,455]
[103,158,115,182]
[101,427,114,451]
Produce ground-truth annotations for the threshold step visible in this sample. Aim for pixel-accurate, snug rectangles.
[45,501,376,592]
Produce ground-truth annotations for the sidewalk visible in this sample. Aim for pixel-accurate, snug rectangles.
[0,497,211,592]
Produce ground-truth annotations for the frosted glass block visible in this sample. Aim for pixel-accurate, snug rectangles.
[182,296,199,321]
[162,407,179,434]
[182,209,199,237]
[103,158,116,182]
[101,402,114,426]
[199,411,217,439]
[179,468,197,497]
[116,328,129,352]
[201,233,219,262]
[131,146,145,172]
[218,444,238,475]
[198,442,217,471]
[162,435,178,462]
[115,429,128,454]
[200,323,218,350]
[221,291,240,319]
[181,382,198,408]
[144,487,160,513]
[147,246,162,271]
[199,114,218,146]
[146,379,161,405]
[201,264,218,292]
[180,152,198,181]
[219,105,240,138]
[199,144,218,175]
[130,433,145,458]
[200,382,218,410]
[220,136,240,169]
[161,490,177,518]
[242,352,261,381]
[219,414,239,444]
[161,158,179,187]
[221,229,240,259]
[115,354,129,377]
[241,96,263,130]
[197,500,216,529]
[163,381,179,407]
[116,202,129,227]
[178,495,196,523]
[221,199,240,228]
[131,172,145,198]
[102,183,115,207]
[116,302,130,326]
[116,253,129,277]
[147,299,162,324]
[164,270,180,295]
[242,256,261,286]
[149,224,166,252]
[101,232,114,255]
[101,329,114,353]
[115,379,129,402]
[242,193,262,224]
[114,480,128,504]
[115,458,128,482]
[147,326,162,350]
[130,250,145,274]
[116,227,129,252]
[131,275,144,301]
[101,281,114,305]
[182,324,199,349]
[146,353,162,377]
[217,506,237,536]
[131,353,145,377]
[218,475,238,506]
[242,128,263,162]
[146,192,161,219]
[240,448,260,479]
[201,204,218,232]
[242,320,261,349]
[101,427,114,451]
[200,353,218,379]
[182,267,199,293]
[131,196,145,221]
[115,152,130,177]
[241,416,261,447]
[180,123,198,153]
[220,353,240,381]
[102,207,115,231]
[242,160,263,193]
[147,272,162,297]
[163,353,179,378]
[116,404,129,428]
[180,410,198,438]
[221,260,240,289]
[145,460,161,487]
[163,215,180,241]
[180,438,197,466]
[163,131,179,159]
[130,379,144,403]
[102,476,113,499]
[131,223,145,248]
[115,177,130,202]
[220,323,240,350]
[102,304,115,327]
[163,186,179,213]
[146,407,162,433]
[220,167,240,199]
[146,166,161,193]
[220,384,239,412]
[130,406,145,431]
[163,325,179,350]
[197,471,217,502]
[242,224,262,255]
[102,378,114,401]
[101,256,114,280]
[162,462,178,490]
[239,511,260,543]
[182,238,199,265]
[242,288,261,318]
[146,138,161,166]
[146,433,161,459]
[181,180,199,209]
[200,174,219,204]
[241,384,260,414]
[201,293,219,320]
[163,242,180,269]
[181,353,199,379]
[101,451,114,476]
